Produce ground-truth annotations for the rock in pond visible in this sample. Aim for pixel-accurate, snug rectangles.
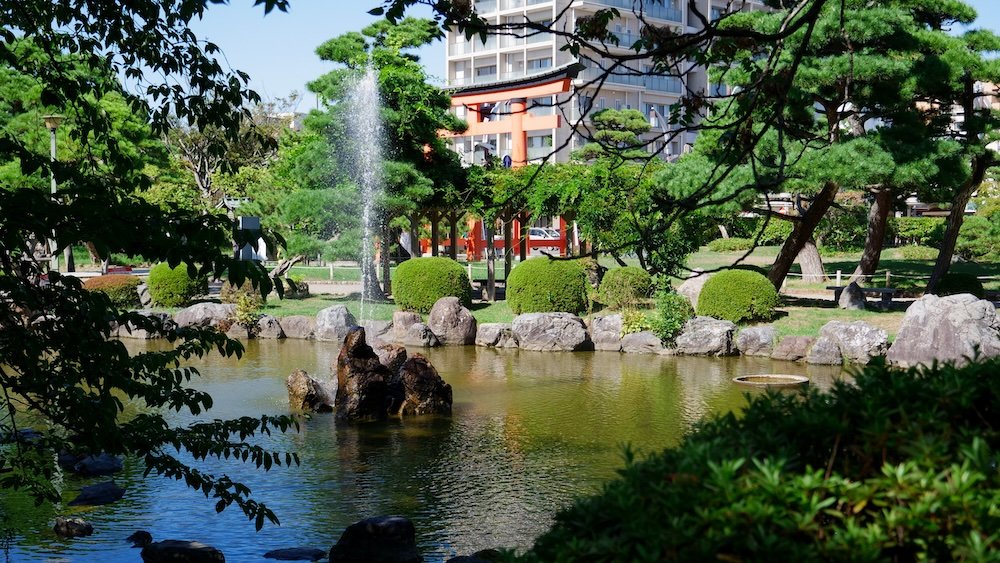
[315,305,357,343]
[819,320,889,364]
[54,517,93,538]
[475,323,517,348]
[287,369,334,413]
[256,315,286,339]
[263,547,327,561]
[400,322,440,347]
[393,355,452,416]
[770,336,815,362]
[806,336,843,365]
[428,297,477,345]
[736,325,776,357]
[621,331,664,354]
[127,531,225,563]
[329,516,421,563]
[674,317,736,356]
[114,311,173,339]
[173,303,235,329]
[590,314,623,352]
[58,452,123,476]
[335,327,396,422]
[373,340,408,375]
[280,315,316,340]
[887,293,1000,367]
[68,481,125,506]
[391,311,423,343]
[511,313,591,352]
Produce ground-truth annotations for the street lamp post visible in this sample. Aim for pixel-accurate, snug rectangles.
[42,115,73,273]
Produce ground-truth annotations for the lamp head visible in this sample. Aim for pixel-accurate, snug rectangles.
[42,115,64,130]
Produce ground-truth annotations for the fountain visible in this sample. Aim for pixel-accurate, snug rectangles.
[345,63,386,319]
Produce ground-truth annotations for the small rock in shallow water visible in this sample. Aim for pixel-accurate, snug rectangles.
[68,480,125,506]
[263,547,327,560]
[54,517,93,538]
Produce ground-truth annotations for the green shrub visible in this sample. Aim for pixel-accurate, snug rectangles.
[147,262,207,307]
[896,245,938,260]
[506,258,589,315]
[220,280,266,308]
[620,308,653,337]
[935,272,986,299]
[82,274,141,308]
[758,218,793,246]
[706,237,754,252]
[598,266,653,310]
[957,215,1000,263]
[517,358,1000,562]
[891,216,945,246]
[391,257,472,314]
[649,290,694,345]
[816,203,868,251]
[697,269,778,323]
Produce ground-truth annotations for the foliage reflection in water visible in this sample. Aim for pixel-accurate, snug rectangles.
[3,340,843,561]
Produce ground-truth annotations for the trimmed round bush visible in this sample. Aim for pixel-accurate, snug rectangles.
[147,262,207,307]
[935,272,986,299]
[506,257,589,315]
[599,266,653,310]
[706,237,754,252]
[392,257,472,314]
[697,269,778,324]
[82,274,141,308]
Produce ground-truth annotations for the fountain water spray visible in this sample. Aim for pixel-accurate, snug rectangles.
[345,64,385,322]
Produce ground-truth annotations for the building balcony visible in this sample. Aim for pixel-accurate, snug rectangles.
[475,0,498,14]
[579,0,682,23]
[500,0,553,9]
[448,65,559,88]
[576,67,683,93]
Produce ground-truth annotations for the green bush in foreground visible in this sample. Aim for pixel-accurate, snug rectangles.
[697,269,778,323]
[935,272,986,299]
[147,262,207,307]
[517,357,1000,562]
[391,257,472,313]
[598,266,652,310]
[506,258,589,315]
[82,274,141,308]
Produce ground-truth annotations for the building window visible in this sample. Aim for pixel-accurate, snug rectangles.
[710,82,728,97]
[710,6,726,21]
[615,99,622,111]
[598,97,606,110]
[527,57,552,71]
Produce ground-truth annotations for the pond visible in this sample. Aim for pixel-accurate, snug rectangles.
[3,340,845,562]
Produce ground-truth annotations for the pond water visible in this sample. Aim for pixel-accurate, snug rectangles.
[3,340,845,562]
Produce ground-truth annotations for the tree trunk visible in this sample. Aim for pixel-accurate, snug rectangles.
[269,254,304,279]
[850,188,893,283]
[408,216,420,258]
[926,157,988,293]
[768,182,840,289]
[485,224,496,301]
[503,213,513,279]
[448,212,458,261]
[518,211,528,261]
[430,210,440,257]
[563,213,575,257]
[796,240,826,283]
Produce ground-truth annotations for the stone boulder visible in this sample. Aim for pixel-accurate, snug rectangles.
[736,325,776,356]
[280,315,316,340]
[335,327,397,422]
[137,283,152,308]
[590,314,623,352]
[173,303,235,328]
[138,539,225,563]
[287,369,334,413]
[391,355,453,416]
[446,550,503,563]
[674,317,736,356]
[391,311,423,343]
[887,294,1000,367]
[806,336,843,365]
[475,323,518,348]
[315,305,357,343]
[361,320,393,341]
[58,452,122,476]
[621,331,664,354]
[264,547,327,561]
[677,272,710,308]
[257,315,286,339]
[328,516,421,563]
[771,336,816,362]
[372,340,408,375]
[819,320,889,364]
[428,297,477,345]
[511,313,592,352]
[839,281,867,310]
[54,517,93,538]
[68,481,125,506]
[115,311,173,339]
[400,323,440,347]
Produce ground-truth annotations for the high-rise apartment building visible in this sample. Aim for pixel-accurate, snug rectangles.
[443,0,766,166]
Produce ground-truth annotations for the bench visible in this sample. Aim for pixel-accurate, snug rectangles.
[827,286,900,308]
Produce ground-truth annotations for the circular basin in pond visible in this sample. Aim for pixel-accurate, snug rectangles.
[733,374,809,388]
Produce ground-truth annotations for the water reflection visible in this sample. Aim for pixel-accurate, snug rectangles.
[4,341,844,561]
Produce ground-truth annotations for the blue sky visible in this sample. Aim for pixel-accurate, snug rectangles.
[191,0,1000,111]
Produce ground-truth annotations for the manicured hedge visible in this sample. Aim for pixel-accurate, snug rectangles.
[517,358,1000,562]
[696,269,778,323]
[391,257,472,313]
[706,237,754,252]
[82,274,141,308]
[506,258,589,315]
[147,262,207,307]
[935,272,986,299]
[598,266,652,310]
